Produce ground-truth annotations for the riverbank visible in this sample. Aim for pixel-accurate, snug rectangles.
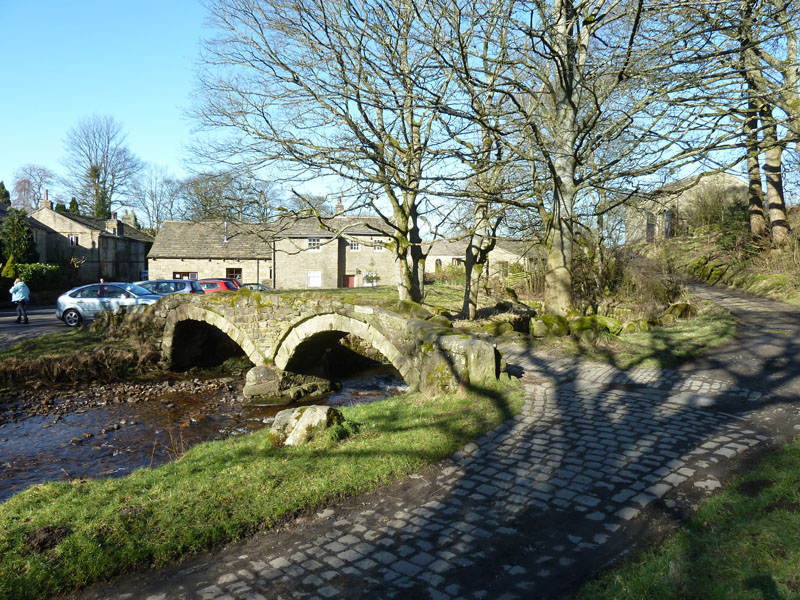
[0,380,524,600]
[0,377,239,426]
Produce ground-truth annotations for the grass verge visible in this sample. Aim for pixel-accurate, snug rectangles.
[0,328,110,360]
[572,436,800,600]
[515,300,737,370]
[0,381,523,600]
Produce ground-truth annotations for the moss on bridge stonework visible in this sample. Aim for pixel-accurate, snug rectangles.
[125,291,500,398]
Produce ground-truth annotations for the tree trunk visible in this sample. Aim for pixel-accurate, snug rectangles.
[461,196,496,319]
[744,98,767,237]
[761,106,792,245]
[544,164,575,316]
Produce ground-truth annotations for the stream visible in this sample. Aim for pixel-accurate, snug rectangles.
[0,367,408,503]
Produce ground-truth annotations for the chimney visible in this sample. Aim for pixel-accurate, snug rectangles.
[335,198,344,216]
[112,211,118,220]
[46,189,53,210]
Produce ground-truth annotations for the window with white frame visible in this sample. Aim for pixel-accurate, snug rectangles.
[308,237,321,250]
[372,238,385,251]
[349,240,360,251]
[69,235,79,247]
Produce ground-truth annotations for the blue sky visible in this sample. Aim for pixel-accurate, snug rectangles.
[0,0,210,198]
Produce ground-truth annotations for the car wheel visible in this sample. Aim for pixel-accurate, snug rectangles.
[63,309,82,327]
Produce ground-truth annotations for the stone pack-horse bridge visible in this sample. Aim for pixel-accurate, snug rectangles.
[140,291,501,402]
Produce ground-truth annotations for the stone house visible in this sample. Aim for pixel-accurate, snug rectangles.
[625,172,749,245]
[147,216,396,289]
[28,204,154,283]
[425,239,545,280]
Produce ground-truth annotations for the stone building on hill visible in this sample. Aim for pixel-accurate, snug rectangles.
[625,172,749,245]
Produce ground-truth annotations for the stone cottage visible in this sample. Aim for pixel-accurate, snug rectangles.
[425,238,545,279]
[625,172,749,245]
[147,215,396,289]
[28,204,154,282]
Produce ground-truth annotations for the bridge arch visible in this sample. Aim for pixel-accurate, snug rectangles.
[161,304,267,368]
[271,313,419,390]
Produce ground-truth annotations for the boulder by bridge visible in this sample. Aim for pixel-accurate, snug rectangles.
[140,290,501,403]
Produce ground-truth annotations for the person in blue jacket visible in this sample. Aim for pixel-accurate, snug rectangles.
[9,277,30,324]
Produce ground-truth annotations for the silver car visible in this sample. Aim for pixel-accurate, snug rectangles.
[56,283,162,327]
[134,279,204,295]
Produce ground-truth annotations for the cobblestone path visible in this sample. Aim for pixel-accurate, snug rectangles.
[76,285,800,600]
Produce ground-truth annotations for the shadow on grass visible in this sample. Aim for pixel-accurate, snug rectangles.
[4,282,800,600]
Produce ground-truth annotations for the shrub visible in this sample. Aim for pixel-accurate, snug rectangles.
[1,254,16,279]
[16,263,71,291]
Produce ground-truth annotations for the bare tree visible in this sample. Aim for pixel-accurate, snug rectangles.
[685,0,799,243]
[129,165,184,231]
[436,0,744,314]
[63,115,143,218]
[179,171,283,223]
[12,164,56,211]
[194,0,457,302]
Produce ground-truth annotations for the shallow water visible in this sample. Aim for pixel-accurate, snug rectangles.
[0,367,408,502]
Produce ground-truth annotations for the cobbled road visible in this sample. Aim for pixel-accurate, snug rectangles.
[74,283,800,600]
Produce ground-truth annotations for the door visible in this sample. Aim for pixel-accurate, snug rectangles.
[343,274,355,288]
[307,270,322,288]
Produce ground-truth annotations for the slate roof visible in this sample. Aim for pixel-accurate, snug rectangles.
[149,216,393,259]
[60,213,155,243]
[149,221,274,259]
[270,215,392,237]
[31,210,155,243]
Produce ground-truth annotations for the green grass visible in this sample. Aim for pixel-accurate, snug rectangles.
[511,301,737,370]
[0,382,523,600]
[594,301,737,369]
[0,328,113,360]
[572,436,800,600]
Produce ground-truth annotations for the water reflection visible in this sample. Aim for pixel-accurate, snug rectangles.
[0,367,407,502]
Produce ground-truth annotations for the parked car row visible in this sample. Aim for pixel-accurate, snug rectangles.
[56,278,270,327]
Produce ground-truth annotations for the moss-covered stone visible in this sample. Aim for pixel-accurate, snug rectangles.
[622,318,651,334]
[530,314,569,338]
[568,314,623,340]
[484,320,514,336]
[663,302,698,319]
[269,405,344,447]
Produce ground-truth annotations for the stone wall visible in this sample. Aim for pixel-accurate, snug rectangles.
[273,238,340,289]
[147,257,273,285]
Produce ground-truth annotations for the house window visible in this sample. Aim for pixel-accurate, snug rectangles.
[373,238,384,251]
[435,259,442,272]
[173,272,198,280]
[349,240,360,251]
[363,272,378,287]
[307,270,322,288]
[226,268,242,281]
[308,238,321,251]
[69,235,79,247]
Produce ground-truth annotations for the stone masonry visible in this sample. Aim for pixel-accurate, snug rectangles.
[148,292,500,395]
